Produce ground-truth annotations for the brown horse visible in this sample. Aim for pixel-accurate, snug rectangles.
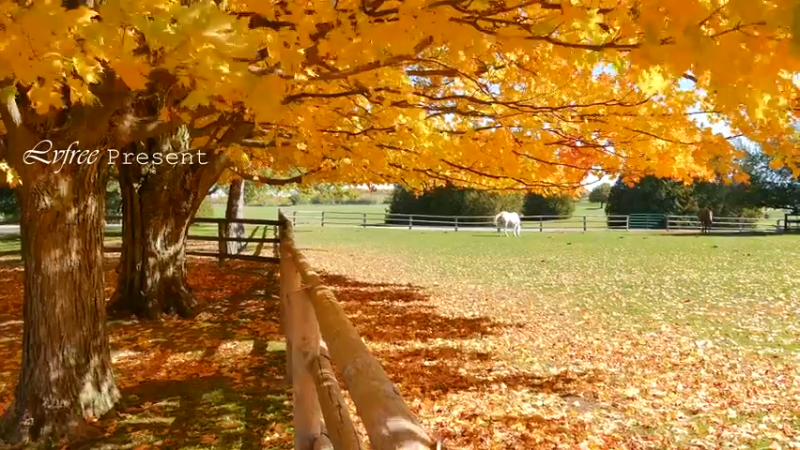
[697,208,713,234]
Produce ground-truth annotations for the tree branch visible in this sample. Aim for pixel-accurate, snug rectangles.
[226,164,323,186]
[117,105,218,143]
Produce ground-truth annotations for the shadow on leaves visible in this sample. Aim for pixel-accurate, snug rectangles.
[318,272,502,342]
[375,346,602,398]
[0,257,294,449]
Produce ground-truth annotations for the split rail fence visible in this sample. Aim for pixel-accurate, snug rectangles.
[276,211,437,450]
[281,209,794,233]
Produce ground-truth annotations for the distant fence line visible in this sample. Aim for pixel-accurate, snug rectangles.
[280,209,800,233]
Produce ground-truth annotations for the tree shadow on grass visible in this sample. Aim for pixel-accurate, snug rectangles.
[0,260,23,409]
[321,273,414,289]
[319,272,504,343]
[315,270,611,447]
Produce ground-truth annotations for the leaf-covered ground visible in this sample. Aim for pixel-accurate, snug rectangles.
[2,228,800,449]
[0,256,294,450]
[295,228,800,449]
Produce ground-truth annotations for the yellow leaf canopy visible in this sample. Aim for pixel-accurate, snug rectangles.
[1,0,799,194]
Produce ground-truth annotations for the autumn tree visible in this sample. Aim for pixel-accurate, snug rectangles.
[3,0,800,446]
[588,183,612,208]
[107,124,250,320]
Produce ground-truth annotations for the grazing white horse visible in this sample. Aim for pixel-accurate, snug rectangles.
[493,211,522,237]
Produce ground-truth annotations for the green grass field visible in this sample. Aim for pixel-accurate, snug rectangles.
[295,227,800,354]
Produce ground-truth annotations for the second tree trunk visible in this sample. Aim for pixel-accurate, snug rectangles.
[109,132,217,320]
[225,178,247,255]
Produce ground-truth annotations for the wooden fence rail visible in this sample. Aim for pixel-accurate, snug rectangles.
[278,211,437,450]
[0,216,282,263]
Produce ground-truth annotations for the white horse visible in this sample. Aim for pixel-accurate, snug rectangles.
[493,211,522,237]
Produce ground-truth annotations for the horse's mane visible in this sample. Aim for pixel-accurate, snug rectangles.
[493,211,504,226]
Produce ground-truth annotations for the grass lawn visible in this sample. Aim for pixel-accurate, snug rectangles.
[291,227,800,448]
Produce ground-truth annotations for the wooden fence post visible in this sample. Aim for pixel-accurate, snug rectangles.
[582,216,587,232]
[272,225,279,258]
[217,222,227,267]
[666,215,671,232]
[362,213,367,228]
[289,285,324,450]
[539,217,543,232]
[454,217,458,232]
[279,225,295,385]
[408,215,413,230]
[321,211,326,227]
[625,216,630,231]
[293,211,297,226]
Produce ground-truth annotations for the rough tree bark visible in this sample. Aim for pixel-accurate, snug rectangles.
[0,132,120,444]
[225,177,247,255]
[108,126,225,320]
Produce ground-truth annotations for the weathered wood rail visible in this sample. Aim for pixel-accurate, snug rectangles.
[277,211,438,450]
[0,216,280,263]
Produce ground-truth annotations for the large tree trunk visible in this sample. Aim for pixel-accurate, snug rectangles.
[108,128,225,320]
[0,140,119,445]
[225,178,247,255]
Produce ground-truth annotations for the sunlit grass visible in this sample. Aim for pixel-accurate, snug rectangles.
[295,227,800,355]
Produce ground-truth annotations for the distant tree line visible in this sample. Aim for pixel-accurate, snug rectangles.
[237,182,389,206]
[605,150,800,229]
[386,184,577,226]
